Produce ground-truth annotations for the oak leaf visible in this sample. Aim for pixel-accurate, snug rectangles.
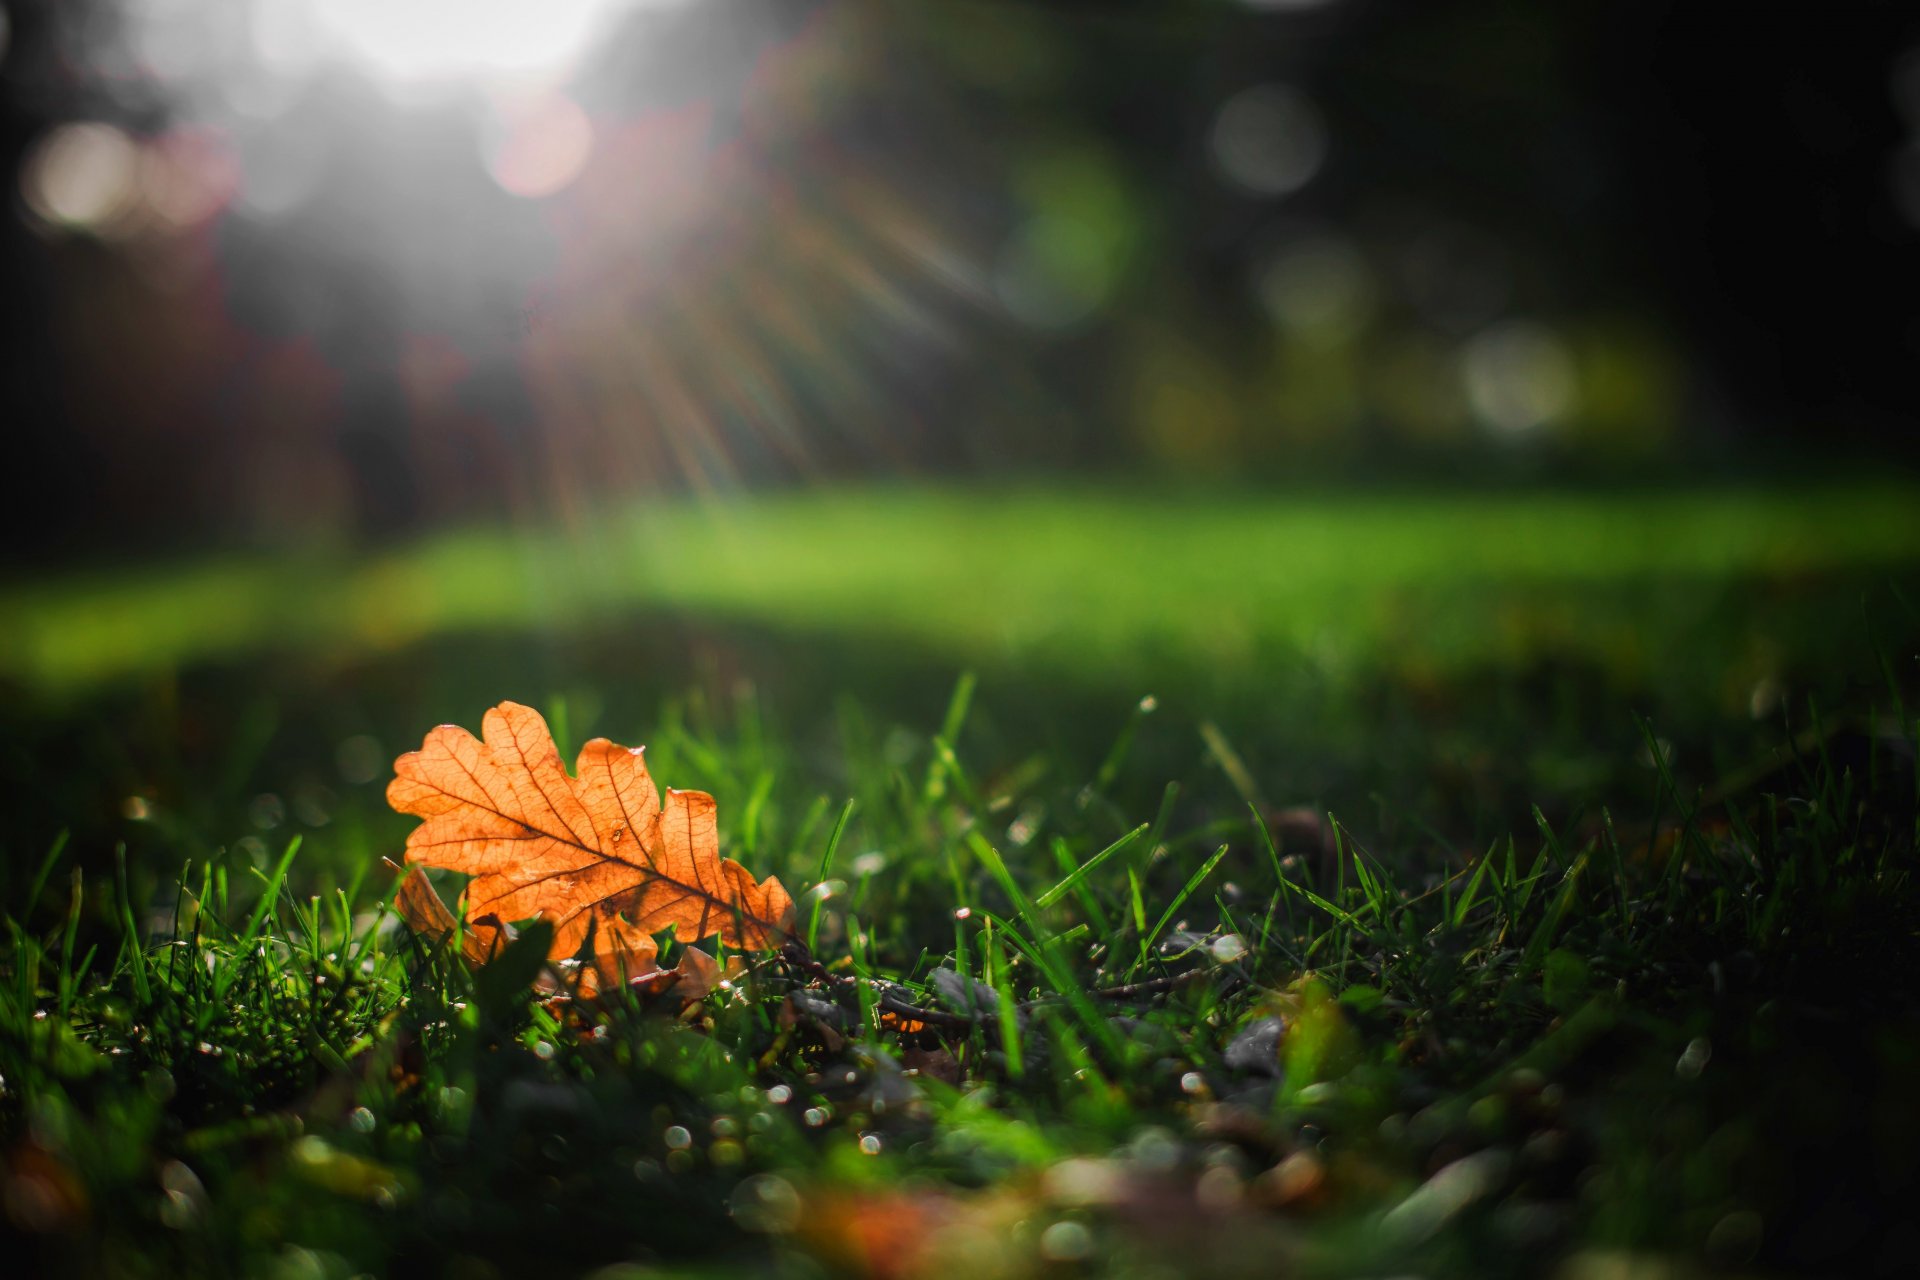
[386,701,794,992]
[389,860,503,967]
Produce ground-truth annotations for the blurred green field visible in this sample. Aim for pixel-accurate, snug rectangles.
[8,483,1920,699]
[7,480,1918,902]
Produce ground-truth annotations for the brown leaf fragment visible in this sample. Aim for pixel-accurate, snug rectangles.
[900,1045,963,1085]
[665,944,750,1001]
[620,946,743,1004]
[389,862,503,966]
[386,702,794,992]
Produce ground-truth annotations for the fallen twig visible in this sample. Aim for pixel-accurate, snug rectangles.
[779,940,1209,1031]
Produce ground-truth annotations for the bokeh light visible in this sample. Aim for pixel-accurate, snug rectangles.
[139,130,241,233]
[1461,320,1577,438]
[22,123,142,235]
[1256,231,1375,344]
[1209,85,1327,198]
[484,94,595,198]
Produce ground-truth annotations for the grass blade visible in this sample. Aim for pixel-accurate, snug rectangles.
[1035,823,1147,910]
[806,799,856,952]
[1136,842,1230,975]
[114,844,151,1006]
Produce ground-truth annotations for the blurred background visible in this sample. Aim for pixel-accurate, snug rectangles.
[5,0,1920,560]
[4,0,1920,881]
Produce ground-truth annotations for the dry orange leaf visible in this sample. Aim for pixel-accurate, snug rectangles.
[389,860,504,967]
[386,701,794,991]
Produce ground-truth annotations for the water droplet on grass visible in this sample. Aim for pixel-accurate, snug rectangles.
[730,1173,802,1233]
[1039,1220,1093,1261]
[1211,934,1248,962]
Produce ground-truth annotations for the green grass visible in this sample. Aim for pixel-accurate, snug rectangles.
[4,482,1920,1276]
[7,482,1920,694]
[4,674,1915,1277]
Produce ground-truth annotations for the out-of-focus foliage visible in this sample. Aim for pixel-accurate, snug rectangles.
[5,0,1918,561]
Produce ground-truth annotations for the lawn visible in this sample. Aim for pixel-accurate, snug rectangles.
[3,482,1918,1277]
[9,482,1920,694]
